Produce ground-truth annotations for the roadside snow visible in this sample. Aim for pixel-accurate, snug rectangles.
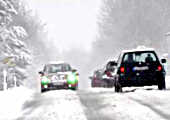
[0,87,34,120]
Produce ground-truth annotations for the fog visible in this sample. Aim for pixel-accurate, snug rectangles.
[26,0,101,52]
[24,0,170,89]
[24,0,102,89]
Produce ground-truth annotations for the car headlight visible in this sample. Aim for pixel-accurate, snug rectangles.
[41,76,50,85]
[68,74,75,81]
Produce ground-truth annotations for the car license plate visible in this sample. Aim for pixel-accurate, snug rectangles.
[133,66,149,71]
[53,82,64,85]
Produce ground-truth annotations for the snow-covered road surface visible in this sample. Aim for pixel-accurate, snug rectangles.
[78,76,170,120]
[79,88,170,120]
[15,87,170,120]
[1,76,170,120]
[16,90,87,120]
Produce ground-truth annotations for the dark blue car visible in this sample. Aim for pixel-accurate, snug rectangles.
[113,48,166,92]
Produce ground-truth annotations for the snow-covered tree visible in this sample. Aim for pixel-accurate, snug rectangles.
[10,0,58,89]
[0,0,32,89]
[91,0,170,67]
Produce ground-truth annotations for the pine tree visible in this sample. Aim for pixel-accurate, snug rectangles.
[0,0,31,89]
[91,0,170,66]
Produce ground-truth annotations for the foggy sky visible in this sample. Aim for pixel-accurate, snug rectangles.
[25,0,101,52]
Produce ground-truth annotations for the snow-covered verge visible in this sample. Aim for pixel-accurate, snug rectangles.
[0,86,34,120]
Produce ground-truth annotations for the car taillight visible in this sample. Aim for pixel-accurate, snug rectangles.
[93,76,97,80]
[64,75,68,79]
[120,67,125,73]
[106,71,112,77]
[157,65,162,71]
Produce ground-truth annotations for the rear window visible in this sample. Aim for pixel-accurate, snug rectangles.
[45,64,72,73]
[106,61,116,70]
[94,71,100,77]
[122,51,158,63]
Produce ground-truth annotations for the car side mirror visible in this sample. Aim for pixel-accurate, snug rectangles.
[114,62,117,66]
[72,69,77,72]
[89,76,93,80]
[38,71,44,75]
[76,73,80,76]
[111,61,117,66]
[161,59,166,63]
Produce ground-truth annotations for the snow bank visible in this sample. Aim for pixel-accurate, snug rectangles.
[0,86,34,120]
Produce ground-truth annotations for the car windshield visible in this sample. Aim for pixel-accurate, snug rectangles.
[45,64,71,73]
[122,51,158,63]
[106,61,116,70]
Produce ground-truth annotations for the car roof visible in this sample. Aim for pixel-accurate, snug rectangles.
[47,61,69,65]
[121,47,155,54]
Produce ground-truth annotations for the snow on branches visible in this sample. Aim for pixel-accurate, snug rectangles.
[0,0,32,89]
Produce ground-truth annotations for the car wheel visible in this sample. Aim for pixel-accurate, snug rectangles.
[41,89,46,93]
[115,80,123,93]
[105,79,109,88]
[72,87,77,90]
[103,82,108,88]
[107,80,113,88]
[158,77,166,90]
[114,85,118,92]
[71,84,78,90]
[72,86,77,90]
[91,82,95,87]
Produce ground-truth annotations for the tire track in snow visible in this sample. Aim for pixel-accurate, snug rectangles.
[128,90,170,120]
[77,90,114,120]
[78,88,168,120]
[16,90,87,120]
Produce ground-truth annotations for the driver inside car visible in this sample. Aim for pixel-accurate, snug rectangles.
[126,54,134,63]
[145,53,153,63]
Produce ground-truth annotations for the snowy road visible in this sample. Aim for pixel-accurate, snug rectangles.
[13,76,170,120]
[79,88,170,120]
[16,90,87,120]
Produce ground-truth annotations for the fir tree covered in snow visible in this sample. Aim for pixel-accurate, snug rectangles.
[0,0,31,89]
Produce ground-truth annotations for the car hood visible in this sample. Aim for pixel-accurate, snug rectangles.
[46,72,72,77]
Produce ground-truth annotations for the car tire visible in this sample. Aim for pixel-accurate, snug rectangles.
[114,85,118,92]
[103,82,108,88]
[115,80,123,93]
[158,77,166,90]
[41,89,46,93]
[105,79,110,88]
[91,82,96,87]
[72,87,77,90]
[107,80,114,88]
[71,84,78,90]
[72,86,78,90]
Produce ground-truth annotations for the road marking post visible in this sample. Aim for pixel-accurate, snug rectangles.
[3,69,7,91]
